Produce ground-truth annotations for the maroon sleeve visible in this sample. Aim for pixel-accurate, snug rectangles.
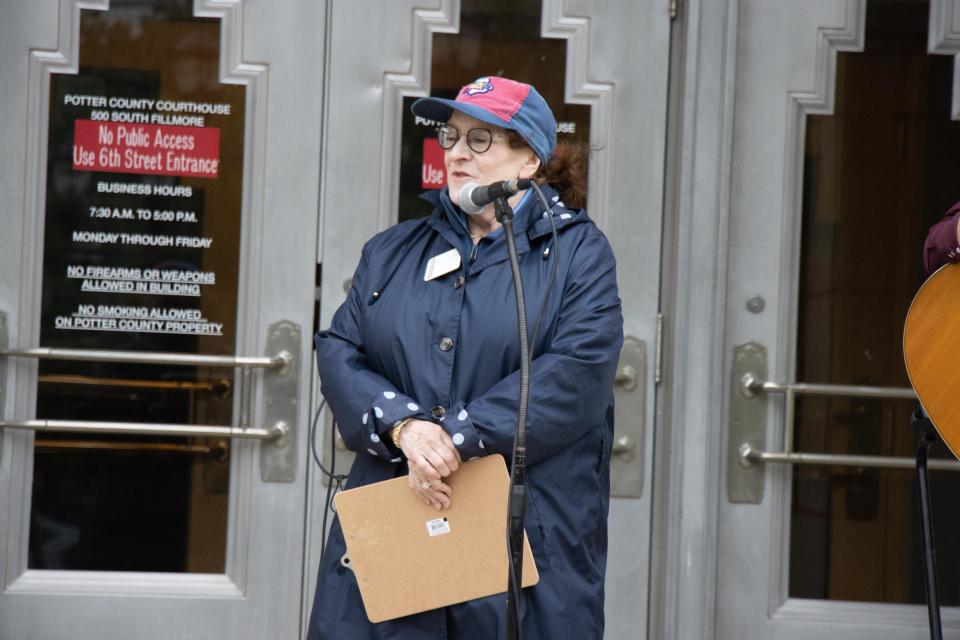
[924,200,960,276]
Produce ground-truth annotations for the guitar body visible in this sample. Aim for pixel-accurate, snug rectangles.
[904,262,960,459]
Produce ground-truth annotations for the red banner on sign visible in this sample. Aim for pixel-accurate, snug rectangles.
[421,138,446,189]
[72,120,221,179]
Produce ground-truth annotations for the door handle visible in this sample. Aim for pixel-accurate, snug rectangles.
[0,418,287,440]
[0,347,289,369]
[0,313,301,482]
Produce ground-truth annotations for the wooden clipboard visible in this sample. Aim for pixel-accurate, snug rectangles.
[334,454,539,622]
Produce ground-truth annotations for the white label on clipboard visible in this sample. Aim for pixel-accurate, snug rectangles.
[426,517,451,537]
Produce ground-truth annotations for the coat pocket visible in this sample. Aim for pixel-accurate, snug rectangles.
[524,489,552,573]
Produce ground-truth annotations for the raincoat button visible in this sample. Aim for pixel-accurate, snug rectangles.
[454,276,464,288]
[439,337,454,351]
[432,406,446,419]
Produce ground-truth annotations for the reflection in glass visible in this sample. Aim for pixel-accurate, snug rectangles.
[31,0,243,573]
[792,0,960,604]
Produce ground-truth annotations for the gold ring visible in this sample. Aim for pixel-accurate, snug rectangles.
[421,481,431,490]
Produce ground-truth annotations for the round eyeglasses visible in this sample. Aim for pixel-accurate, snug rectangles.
[436,124,505,154]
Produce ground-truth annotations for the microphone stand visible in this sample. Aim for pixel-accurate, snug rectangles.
[912,409,943,640]
[493,195,530,640]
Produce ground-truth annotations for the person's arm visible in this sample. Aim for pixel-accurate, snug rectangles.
[438,226,624,465]
[314,245,460,509]
[923,200,960,276]
[314,247,429,459]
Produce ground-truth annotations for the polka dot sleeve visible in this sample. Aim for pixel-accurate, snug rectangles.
[435,401,486,461]
[360,390,428,459]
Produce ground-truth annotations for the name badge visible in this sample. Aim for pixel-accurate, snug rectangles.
[424,248,461,281]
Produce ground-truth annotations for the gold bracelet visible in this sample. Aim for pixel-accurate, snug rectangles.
[391,418,414,449]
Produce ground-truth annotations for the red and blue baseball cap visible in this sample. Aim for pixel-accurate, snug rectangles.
[411,76,557,164]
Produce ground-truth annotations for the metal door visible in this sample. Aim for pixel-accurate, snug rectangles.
[699,0,960,638]
[0,1,323,638]
[304,1,671,637]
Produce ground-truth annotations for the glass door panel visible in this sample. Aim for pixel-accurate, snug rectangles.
[791,0,960,605]
[32,2,244,574]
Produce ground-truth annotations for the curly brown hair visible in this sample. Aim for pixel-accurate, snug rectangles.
[505,131,588,209]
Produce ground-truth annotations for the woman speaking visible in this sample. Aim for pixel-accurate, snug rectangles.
[308,76,623,639]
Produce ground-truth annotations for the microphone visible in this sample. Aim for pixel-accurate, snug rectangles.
[458,179,533,215]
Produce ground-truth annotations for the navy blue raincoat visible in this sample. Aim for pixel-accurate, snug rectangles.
[309,184,623,640]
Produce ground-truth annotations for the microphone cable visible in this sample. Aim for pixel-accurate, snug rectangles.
[528,181,560,350]
[499,195,530,640]
[309,394,349,558]
[504,181,561,639]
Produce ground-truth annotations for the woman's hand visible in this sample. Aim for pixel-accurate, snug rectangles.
[398,419,461,509]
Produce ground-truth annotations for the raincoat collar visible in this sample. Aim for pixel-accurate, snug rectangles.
[420,185,590,274]
[421,189,530,274]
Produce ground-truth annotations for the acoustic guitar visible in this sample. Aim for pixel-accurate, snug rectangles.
[903,262,960,459]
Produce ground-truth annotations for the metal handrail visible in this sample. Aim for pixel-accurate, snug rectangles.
[741,374,916,400]
[37,374,231,395]
[736,376,960,471]
[0,348,289,438]
[34,438,228,458]
[0,419,287,440]
[0,347,289,369]
[739,444,960,471]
